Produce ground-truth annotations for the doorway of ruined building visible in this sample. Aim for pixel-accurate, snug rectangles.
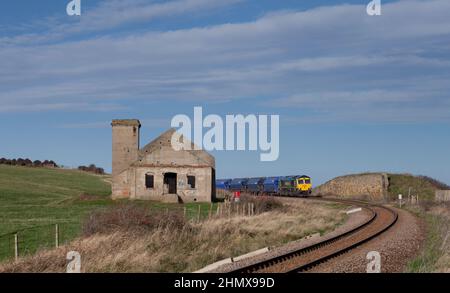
[164,172,177,194]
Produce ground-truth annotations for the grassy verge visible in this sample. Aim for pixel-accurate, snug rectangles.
[387,173,449,201]
[405,203,450,272]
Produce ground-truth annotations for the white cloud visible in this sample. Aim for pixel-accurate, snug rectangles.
[0,0,449,122]
[0,0,243,46]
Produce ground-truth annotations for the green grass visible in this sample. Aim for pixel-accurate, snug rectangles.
[387,173,442,201]
[0,165,112,260]
[405,210,443,272]
[0,165,218,261]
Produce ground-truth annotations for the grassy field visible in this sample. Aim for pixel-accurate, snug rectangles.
[0,165,218,261]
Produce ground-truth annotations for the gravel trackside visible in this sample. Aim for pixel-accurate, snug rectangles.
[209,201,373,273]
[307,207,425,273]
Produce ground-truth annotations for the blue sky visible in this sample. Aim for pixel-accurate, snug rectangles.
[0,0,449,185]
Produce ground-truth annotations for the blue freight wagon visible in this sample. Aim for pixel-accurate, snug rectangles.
[262,177,280,194]
[247,177,265,193]
[216,179,231,190]
[229,178,249,192]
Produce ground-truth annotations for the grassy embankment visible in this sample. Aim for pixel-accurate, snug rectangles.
[387,173,450,272]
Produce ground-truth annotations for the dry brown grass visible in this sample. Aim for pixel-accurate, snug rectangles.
[0,199,346,273]
[407,201,450,272]
[427,202,450,272]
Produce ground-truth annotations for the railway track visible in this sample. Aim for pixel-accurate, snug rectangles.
[228,198,398,273]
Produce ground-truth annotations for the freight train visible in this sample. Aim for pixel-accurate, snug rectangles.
[216,175,312,196]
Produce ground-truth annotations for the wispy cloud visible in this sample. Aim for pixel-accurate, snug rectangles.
[0,0,243,46]
[0,102,126,113]
[0,0,449,123]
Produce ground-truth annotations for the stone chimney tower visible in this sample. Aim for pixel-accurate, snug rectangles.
[111,119,141,177]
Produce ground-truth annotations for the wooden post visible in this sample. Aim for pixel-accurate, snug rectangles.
[183,207,187,219]
[209,203,213,219]
[55,224,59,248]
[216,204,220,217]
[228,203,231,218]
[197,205,201,222]
[14,233,19,262]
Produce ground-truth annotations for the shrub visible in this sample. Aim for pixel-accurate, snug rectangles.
[78,164,105,175]
[239,194,284,213]
[82,204,187,236]
[419,175,450,190]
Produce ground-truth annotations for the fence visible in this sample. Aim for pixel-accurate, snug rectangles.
[0,223,74,262]
[180,202,255,223]
[436,190,450,202]
[0,202,257,262]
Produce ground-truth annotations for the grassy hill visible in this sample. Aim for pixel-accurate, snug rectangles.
[388,173,449,201]
[0,165,220,261]
[0,165,112,260]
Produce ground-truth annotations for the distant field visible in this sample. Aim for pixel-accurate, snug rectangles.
[0,165,217,261]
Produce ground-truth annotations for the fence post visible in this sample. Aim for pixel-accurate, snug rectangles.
[183,207,187,219]
[55,224,59,248]
[209,203,213,219]
[14,233,19,262]
[197,205,201,222]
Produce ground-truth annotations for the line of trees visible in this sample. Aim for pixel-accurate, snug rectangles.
[1,157,106,175]
[78,164,105,175]
[0,158,58,168]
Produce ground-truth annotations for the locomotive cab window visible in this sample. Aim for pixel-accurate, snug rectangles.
[145,174,154,189]
[187,175,196,189]
[305,178,311,184]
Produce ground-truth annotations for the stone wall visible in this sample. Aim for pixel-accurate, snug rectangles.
[132,166,213,203]
[436,190,450,202]
[313,173,389,201]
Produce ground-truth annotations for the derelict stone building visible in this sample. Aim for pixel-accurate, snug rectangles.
[111,119,216,203]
